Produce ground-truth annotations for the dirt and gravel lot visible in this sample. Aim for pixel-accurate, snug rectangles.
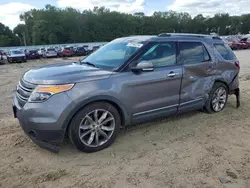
[0,52,250,188]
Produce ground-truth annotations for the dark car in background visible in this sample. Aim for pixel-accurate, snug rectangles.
[92,45,100,53]
[0,50,4,64]
[74,46,88,56]
[27,49,40,59]
[13,33,240,153]
[82,45,91,55]
[58,47,74,57]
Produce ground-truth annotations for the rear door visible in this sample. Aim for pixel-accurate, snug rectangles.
[178,41,216,112]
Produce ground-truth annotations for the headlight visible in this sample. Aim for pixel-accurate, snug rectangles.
[28,84,74,102]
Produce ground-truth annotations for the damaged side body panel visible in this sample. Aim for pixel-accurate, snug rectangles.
[178,39,240,111]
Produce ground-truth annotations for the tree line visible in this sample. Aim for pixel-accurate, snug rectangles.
[1,5,250,47]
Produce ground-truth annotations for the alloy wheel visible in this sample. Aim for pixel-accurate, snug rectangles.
[78,109,115,147]
[211,87,227,112]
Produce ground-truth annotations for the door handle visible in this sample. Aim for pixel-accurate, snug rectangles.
[167,72,177,77]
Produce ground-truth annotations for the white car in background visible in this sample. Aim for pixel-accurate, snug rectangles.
[7,49,27,63]
[38,48,45,57]
[43,48,58,58]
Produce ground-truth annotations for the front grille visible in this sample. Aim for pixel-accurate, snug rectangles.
[16,79,36,107]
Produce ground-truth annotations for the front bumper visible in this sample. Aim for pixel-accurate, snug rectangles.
[13,92,75,152]
[9,56,25,62]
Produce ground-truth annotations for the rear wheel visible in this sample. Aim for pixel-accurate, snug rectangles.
[204,82,228,113]
[69,102,121,153]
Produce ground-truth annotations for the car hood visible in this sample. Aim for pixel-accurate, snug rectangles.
[23,62,112,85]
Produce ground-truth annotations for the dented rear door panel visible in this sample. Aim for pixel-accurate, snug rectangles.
[178,40,218,112]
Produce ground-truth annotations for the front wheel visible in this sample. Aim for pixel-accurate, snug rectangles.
[204,82,228,113]
[69,102,121,153]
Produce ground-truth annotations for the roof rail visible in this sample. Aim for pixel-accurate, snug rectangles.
[158,33,209,38]
[212,36,222,40]
[158,33,171,37]
[158,33,223,40]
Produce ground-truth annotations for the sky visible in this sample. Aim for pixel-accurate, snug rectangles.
[1,0,250,30]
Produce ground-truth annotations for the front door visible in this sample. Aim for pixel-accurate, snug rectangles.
[116,41,183,123]
[178,41,216,112]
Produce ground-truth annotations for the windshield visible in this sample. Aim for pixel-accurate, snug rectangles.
[47,48,55,51]
[81,40,144,69]
[11,50,23,55]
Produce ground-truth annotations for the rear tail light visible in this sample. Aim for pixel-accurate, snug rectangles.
[235,61,240,68]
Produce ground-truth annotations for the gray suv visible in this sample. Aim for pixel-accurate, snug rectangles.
[13,33,240,153]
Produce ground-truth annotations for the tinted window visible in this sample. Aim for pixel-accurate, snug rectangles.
[180,42,210,64]
[214,43,236,60]
[140,42,176,67]
[47,48,55,51]
[11,50,23,55]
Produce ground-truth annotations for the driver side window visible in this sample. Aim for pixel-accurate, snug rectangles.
[140,42,176,67]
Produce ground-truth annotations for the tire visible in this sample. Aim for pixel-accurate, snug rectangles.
[69,102,121,153]
[204,82,228,113]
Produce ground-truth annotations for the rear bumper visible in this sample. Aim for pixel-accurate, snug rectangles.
[46,54,57,57]
[12,92,75,152]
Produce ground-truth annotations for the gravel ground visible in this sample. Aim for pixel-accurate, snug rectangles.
[0,52,250,188]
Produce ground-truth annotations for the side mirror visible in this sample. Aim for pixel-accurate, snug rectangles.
[131,61,154,72]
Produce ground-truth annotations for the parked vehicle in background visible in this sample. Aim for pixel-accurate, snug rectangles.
[13,33,240,153]
[82,45,91,55]
[223,37,245,50]
[54,46,61,53]
[43,48,58,58]
[26,49,40,59]
[240,37,250,48]
[38,48,45,57]
[92,45,100,53]
[7,49,26,63]
[74,46,88,56]
[0,50,4,64]
[58,47,74,57]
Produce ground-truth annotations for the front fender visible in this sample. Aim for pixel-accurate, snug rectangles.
[61,94,130,131]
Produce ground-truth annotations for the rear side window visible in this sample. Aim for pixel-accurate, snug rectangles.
[214,43,236,60]
[179,42,210,64]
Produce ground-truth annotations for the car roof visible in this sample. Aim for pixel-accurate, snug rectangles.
[117,33,222,43]
[10,49,22,52]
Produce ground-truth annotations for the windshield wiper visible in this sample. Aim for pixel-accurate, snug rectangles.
[80,60,97,67]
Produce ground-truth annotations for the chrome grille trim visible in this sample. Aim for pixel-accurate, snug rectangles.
[16,79,36,107]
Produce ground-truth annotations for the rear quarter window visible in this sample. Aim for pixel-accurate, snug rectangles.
[214,43,236,60]
[179,42,210,64]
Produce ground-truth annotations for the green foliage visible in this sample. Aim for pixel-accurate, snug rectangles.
[0,23,19,47]
[3,5,250,46]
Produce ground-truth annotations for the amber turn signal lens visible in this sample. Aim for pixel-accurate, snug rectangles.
[36,84,74,94]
